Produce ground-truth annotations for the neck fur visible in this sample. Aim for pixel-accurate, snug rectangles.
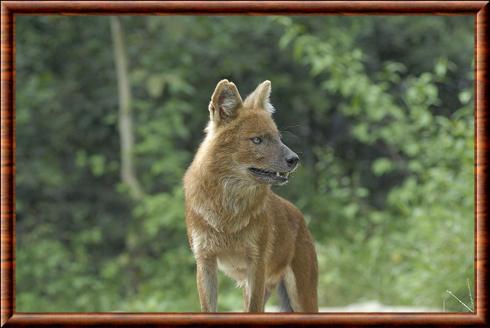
[187,148,268,233]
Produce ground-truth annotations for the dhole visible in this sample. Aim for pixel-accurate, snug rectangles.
[184,79,318,312]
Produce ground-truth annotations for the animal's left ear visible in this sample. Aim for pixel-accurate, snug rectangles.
[244,80,275,114]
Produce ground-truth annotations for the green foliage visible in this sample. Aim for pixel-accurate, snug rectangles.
[16,16,473,312]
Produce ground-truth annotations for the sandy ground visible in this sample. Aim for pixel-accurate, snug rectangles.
[265,301,440,312]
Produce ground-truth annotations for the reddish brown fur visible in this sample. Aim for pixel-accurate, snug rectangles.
[184,80,318,312]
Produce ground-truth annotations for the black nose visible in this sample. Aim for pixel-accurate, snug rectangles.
[286,155,299,168]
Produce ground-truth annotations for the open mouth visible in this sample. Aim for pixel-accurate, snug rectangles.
[248,167,290,184]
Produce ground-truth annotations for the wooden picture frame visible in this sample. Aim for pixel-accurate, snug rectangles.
[1,1,488,326]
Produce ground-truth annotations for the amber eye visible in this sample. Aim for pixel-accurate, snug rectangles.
[251,137,262,145]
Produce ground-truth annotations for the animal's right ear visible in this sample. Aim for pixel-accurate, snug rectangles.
[209,79,243,124]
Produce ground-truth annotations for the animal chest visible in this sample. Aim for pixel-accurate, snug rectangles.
[194,226,258,255]
[193,227,259,284]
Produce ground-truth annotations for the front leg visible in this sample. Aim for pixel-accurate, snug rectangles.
[246,259,266,312]
[243,284,249,310]
[196,256,218,312]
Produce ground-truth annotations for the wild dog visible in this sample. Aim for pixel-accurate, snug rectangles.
[183,79,318,312]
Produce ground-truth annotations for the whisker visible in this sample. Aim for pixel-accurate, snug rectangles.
[280,130,299,137]
[281,124,302,129]
[280,131,301,142]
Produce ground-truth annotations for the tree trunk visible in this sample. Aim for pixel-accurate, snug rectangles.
[111,16,144,200]
[111,16,144,297]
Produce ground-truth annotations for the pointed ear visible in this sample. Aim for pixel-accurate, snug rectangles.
[244,80,274,114]
[208,79,243,124]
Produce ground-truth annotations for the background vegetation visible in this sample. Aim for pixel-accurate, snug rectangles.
[16,16,474,312]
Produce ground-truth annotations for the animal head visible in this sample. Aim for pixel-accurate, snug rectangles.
[205,79,299,186]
